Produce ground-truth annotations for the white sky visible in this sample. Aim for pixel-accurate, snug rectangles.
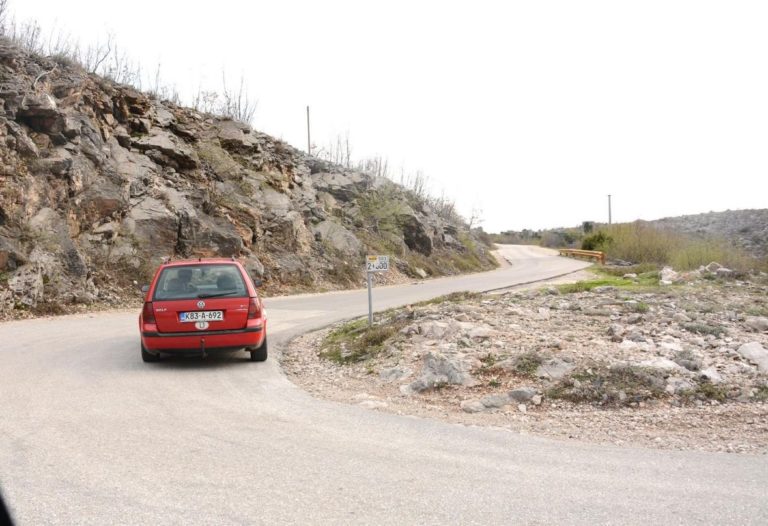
[12,0,768,232]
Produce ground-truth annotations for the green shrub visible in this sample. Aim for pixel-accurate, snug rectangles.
[320,317,404,364]
[682,322,726,336]
[581,231,613,251]
[512,351,545,377]
[547,364,667,406]
[587,222,762,271]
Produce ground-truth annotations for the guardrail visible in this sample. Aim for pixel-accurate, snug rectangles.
[558,249,605,265]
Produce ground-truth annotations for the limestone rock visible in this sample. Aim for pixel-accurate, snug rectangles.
[132,130,199,169]
[379,366,412,383]
[535,358,575,380]
[737,342,768,373]
[406,351,475,393]
[312,220,361,255]
[745,317,768,333]
[480,394,511,409]
[508,387,537,402]
[460,399,485,413]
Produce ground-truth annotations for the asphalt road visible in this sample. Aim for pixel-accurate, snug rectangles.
[1,246,766,525]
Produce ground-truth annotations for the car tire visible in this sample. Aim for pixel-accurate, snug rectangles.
[249,337,268,362]
[141,344,160,363]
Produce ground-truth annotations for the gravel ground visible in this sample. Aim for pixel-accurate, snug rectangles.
[283,269,768,454]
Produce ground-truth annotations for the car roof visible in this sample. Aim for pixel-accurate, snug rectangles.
[161,259,243,268]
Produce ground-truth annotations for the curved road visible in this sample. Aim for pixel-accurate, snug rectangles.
[1,246,765,525]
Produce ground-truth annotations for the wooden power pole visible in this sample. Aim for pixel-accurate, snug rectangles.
[306,106,311,155]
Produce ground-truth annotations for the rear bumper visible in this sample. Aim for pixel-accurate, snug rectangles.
[141,323,265,354]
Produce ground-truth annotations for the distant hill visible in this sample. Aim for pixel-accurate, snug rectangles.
[646,209,768,260]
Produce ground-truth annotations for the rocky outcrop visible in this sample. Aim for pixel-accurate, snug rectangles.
[649,209,768,259]
[0,38,496,313]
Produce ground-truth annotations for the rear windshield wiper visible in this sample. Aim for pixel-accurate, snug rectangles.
[197,291,241,298]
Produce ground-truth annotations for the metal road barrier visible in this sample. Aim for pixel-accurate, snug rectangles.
[558,249,606,265]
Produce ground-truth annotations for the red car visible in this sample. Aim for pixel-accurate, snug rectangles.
[139,258,267,362]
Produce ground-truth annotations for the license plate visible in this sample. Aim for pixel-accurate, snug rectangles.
[180,311,224,322]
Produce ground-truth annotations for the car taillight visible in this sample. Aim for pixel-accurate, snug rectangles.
[142,302,156,324]
[247,297,261,319]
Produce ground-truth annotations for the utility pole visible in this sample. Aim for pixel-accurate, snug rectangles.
[608,194,612,225]
[306,105,311,155]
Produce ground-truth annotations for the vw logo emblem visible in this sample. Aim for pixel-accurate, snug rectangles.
[197,300,206,309]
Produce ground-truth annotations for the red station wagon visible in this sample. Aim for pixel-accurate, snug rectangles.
[139,258,268,362]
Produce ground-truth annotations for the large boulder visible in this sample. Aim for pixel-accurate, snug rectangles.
[121,197,178,258]
[17,92,66,134]
[216,120,257,153]
[403,351,476,393]
[737,342,768,373]
[131,130,199,170]
[311,171,370,201]
[399,213,433,256]
[312,220,361,255]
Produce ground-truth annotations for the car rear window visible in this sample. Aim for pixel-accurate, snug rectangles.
[153,264,248,300]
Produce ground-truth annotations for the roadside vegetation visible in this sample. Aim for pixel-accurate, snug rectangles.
[491,220,766,272]
[319,292,481,365]
[556,268,660,294]
[579,223,760,271]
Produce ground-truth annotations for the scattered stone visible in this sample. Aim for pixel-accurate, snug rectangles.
[379,367,412,383]
[660,267,679,285]
[745,317,768,333]
[706,262,722,273]
[638,358,685,371]
[508,387,537,403]
[535,358,575,380]
[405,351,475,393]
[665,377,694,395]
[468,326,496,340]
[715,268,734,278]
[480,394,511,409]
[358,400,388,410]
[700,368,723,384]
[460,400,485,413]
[736,342,768,373]
[608,323,625,339]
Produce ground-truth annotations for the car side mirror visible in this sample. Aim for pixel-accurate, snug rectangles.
[141,284,150,293]
[252,278,263,288]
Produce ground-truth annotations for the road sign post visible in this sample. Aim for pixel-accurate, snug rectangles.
[365,255,389,326]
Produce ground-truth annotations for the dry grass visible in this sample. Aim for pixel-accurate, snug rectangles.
[585,222,763,271]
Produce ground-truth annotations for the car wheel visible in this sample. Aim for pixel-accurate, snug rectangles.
[141,344,160,363]
[249,337,268,362]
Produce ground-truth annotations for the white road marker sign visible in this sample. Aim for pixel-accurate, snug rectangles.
[366,255,390,324]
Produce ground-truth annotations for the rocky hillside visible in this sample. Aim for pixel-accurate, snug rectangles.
[648,209,768,260]
[0,38,495,315]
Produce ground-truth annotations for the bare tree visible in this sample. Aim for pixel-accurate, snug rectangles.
[317,132,354,168]
[219,73,257,124]
[192,87,220,115]
[0,0,9,34]
[467,206,484,230]
[82,34,112,74]
[358,155,390,179]
[8,18,44,54]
